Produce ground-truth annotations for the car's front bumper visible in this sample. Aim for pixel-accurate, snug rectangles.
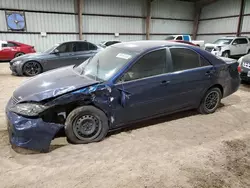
[5,99,64,152]
[9,62,23,76]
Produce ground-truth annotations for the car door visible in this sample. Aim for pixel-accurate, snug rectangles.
[74,42,97,65]
[0,43,11,60]
[165,47,214,111]
[44,42,77,71]
[230,39,241,55]
[238,38,248,54]
[112,48,172,126]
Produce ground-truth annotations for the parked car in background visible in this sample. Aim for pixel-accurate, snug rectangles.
[0,40,36,61]
[238,54,250,82]
[165,35,204,47]
[6,41,240,152]
[170,40,199,46]
[9,40,102,76]
[99,41,121,48]
[205,36,250,58]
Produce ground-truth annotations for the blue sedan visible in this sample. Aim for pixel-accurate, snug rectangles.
[5,41,240,152]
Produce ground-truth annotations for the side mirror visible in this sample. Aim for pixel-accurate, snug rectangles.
[232,42,237,45]
[53,49,59,54]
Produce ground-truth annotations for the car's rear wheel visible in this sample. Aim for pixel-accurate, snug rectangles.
[198,87,222,114]
[23,61,42,76]
[15,52,24,58]
[65,106,109,144]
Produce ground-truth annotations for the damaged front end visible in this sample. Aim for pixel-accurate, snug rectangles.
[5,83,113,152]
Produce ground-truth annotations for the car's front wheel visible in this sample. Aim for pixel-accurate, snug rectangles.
[222,51,230,58]
[65,106,109,144]
[198,87,222,114]
[23,61,42,76]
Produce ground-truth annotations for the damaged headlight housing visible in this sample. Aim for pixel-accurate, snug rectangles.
[215,46,221,51]
[10,103,48,116]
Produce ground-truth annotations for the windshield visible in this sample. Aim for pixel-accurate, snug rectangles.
[74,46,138,81]
[213,39,233,45]
[44,43,60,53]
[165,36,175,40]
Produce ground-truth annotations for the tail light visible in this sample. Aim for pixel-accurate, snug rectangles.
[237,66,241,73]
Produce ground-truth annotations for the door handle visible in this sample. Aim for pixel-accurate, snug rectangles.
[161,80,170,85]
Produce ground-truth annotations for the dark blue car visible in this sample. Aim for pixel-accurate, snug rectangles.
[5,41,240,152]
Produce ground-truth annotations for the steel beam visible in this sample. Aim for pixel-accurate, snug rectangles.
[146,0,152,40]
[192,4,201,40]
[237,0,245,36]
[77,0,83,40]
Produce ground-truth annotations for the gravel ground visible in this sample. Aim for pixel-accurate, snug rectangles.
[1,63,250,188]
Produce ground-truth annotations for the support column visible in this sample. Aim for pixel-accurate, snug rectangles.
[237,0,245,37]
[77,0,83,40]
[146,0,152,40]
[192,4,201,40]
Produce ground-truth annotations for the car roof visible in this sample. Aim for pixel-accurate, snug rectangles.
[112,40,186,52]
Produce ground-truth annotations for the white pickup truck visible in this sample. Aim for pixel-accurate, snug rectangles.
[205,36,250,58]
[165,35,205,47]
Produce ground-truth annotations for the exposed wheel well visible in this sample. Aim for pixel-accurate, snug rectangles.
[208,84,223,96]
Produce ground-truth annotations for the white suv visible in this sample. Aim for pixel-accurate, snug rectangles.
[205,36,250,57]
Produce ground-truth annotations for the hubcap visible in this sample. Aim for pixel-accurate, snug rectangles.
[24,62,40,76]
[73,115,101,140]
[205,91,220,111]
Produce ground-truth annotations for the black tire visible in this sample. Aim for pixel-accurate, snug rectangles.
[65,106,109,144]
[15,52,24,58]
[222,51,230,58]
[22,61,42,76]
[198,87,222,114]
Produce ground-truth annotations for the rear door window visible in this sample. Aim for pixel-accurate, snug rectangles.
[75,42,89,52]
[7,42,17,47]
[170,48,209,71]
[238,38,248,44]
[88,42,97,50]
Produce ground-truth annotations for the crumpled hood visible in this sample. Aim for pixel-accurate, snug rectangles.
[11,52,46,62]
[13,66,99,102]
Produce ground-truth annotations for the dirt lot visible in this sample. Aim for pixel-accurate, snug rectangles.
[1,63,250,188]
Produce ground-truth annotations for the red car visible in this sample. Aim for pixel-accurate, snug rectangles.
[0,40,36,61]
[170,40,199,46]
